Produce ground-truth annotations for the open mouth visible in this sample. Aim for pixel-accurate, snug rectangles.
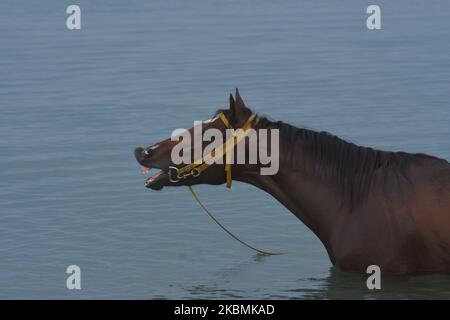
[140,165,168,190]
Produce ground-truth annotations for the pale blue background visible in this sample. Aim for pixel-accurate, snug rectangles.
[0,0,449,299]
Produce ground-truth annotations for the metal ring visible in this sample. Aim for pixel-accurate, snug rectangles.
[168,166,180,183]
[191,168,200,177]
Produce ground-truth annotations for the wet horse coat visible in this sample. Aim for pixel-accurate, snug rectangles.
[134,90,450,274]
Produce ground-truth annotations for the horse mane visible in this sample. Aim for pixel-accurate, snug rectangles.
[256,115,437,204]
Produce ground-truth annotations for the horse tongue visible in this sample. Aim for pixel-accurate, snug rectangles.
[150,171,163,181]
[141,165,151,174]
[145,170,164,186]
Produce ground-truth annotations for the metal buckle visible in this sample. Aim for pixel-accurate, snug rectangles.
[168,166,180,183]
[191,168,200,177]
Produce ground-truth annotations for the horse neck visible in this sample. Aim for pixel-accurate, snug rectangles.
[235,136,346,257]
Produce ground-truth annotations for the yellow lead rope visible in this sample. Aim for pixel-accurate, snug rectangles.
[188,186,285,256]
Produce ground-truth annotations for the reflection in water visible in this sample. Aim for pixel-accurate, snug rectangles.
[290,268,450,300]
[184,264,450,299]
[182,254,270,299]
[184,285,246,299]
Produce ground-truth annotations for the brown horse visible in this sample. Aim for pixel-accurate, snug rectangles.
[134,90,450,275]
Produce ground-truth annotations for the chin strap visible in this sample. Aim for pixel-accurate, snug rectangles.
[169,112,259,189]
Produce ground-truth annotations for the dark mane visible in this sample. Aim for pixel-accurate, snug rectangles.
[256,116,438,204]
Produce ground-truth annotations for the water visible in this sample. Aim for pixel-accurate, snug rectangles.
[1,0,449,299]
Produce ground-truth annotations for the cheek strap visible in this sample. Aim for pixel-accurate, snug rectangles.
[218,113,258,188]
[171,112,258,189]
[218,113,233,188]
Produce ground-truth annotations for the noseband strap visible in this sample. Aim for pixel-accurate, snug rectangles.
[169,112,259,188]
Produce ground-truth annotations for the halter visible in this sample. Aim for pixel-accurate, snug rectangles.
[166,112,284,255]
[168,112,259,188]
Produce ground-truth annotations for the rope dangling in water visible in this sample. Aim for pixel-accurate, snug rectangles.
[188,186,285,256]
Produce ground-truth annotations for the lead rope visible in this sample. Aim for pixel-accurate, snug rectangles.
[188,186,285,256]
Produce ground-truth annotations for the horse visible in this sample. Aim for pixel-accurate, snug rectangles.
[134,89,450,275]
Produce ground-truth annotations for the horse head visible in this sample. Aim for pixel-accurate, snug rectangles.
[134,89,264,190]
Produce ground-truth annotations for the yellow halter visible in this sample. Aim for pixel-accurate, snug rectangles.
[169,112,284,255]
[168,112,259,188]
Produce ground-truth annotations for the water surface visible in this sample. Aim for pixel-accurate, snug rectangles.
[0,0,449,299]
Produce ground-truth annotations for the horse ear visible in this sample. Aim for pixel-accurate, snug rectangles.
[229,89,251,124]
[233,88,251,118]
[235,88,245,109]
[229,94,235,110]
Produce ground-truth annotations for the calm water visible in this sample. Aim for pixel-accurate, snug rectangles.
[1,0,449,299]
